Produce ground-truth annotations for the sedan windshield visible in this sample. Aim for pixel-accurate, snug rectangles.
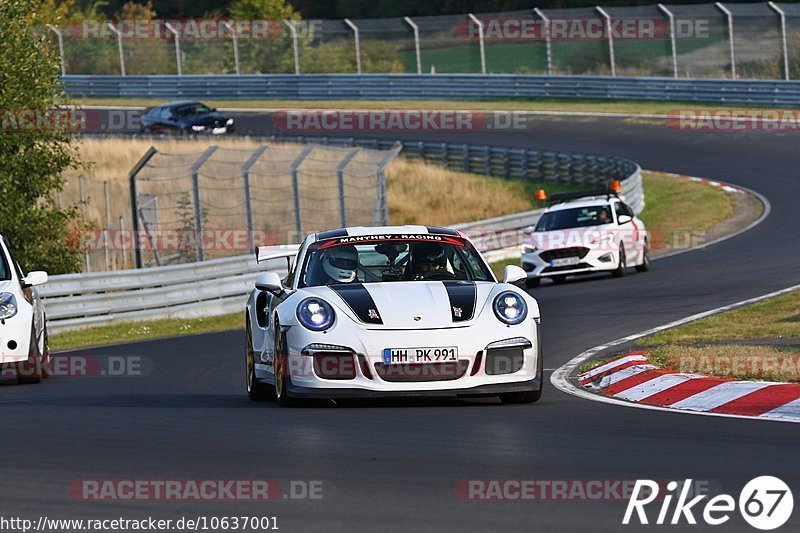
[299,235,493,287]
[535,205,614,231]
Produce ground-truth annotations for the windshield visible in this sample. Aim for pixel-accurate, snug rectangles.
[299,235,493,287]
[535,205,614,231]
[175,103,212,116]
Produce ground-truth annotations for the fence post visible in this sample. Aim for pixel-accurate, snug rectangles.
[336,148,361,227]
[129,146,158,268]
[290,145,316,239]
[533,9,552,76]
[242,146,268,251]
[769,2,790,80]
[106,23,126,76]
[165,22,182,75]
[344,19,362,74]
[190,146,218,261]
[404,17,422,74]
[657,4,678,78]
[716,2,736,79]
[103,181,111,271]
[46,25,66,76]
[222,21,240,75]
[468,14,486,74]
[283,20,301,74]
[596,7,616,77]
[374,142,403,225]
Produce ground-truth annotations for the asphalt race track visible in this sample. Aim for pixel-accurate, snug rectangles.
[2,113,799,532]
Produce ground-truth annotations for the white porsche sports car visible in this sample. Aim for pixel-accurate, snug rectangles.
[521,187,649,287]
[245,226,543,406]
[0,235,49,384]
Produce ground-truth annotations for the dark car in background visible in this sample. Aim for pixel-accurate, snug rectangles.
[139,101,235,135]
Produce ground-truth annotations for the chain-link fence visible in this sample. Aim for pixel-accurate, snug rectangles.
[127,141,400,268]
[47,3,800,79]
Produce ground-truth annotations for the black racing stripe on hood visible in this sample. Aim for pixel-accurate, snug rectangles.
[442,281,476,322]
[317,228,348,240]
[329,283,383,324]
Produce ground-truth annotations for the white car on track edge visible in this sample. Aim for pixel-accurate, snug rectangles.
[245,225,543,406]
[521,186,650,287]
[0,235,49,384]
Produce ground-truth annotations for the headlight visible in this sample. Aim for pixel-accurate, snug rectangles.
[191,125,206,132]
[520,243,538,254]
[226,118,234,126]
[0,293,18,320]
[296,298,335,331]
[590,233,615,245]
[493,291,527,325]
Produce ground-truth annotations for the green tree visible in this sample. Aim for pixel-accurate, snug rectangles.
[0,0,84,273]
[230,0,299,20]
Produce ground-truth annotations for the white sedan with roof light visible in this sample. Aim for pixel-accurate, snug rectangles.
[521,187,649,287]
[245,226,543,406]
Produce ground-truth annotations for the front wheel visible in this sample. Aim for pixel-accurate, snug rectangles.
[246,320,274,401]
[273,319,296,407]
[635,240,650,272]
[16,328,42,384]
[612,245,627,278]
[525,277,541,289]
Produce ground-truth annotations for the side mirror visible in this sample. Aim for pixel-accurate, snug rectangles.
[255,271,283,294]
[502,265,527,286]
[22,271,48,288]
[618,215,632,224]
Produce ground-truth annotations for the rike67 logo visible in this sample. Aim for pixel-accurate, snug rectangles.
[624,477,794,530]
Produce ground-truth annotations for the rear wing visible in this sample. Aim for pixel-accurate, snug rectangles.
[254,244,300,265]
[548,188,619,206]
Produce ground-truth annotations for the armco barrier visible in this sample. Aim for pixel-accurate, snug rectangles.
[40,139,642,333]
[61,74,800,107]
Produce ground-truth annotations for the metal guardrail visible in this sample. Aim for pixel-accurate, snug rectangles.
[62,74,800,107]
[41,138,642,333]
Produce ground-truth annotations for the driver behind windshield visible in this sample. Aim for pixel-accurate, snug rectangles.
[409,242,448,280]
[319,244,359,284]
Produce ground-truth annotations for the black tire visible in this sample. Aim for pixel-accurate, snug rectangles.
[16,328,42,384]
[551,275,567,284]
[246,319,274,401]
[40,324,51,379]
[635,240,651,272]
[273,319,296,407]
[499,337,543,404]
[524,277,541,289]
[612,245,627,278]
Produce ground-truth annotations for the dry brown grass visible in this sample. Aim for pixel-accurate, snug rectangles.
[67,137,540,230]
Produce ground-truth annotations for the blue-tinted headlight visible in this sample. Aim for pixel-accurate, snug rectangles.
[493,291,527,325]
[0,292,17,320]
[296,298,335,331]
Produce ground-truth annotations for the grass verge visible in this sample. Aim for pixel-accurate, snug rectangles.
[51,313,241,352]
[79,98,796,116]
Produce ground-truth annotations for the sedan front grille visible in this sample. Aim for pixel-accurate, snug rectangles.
[539,247,590,262]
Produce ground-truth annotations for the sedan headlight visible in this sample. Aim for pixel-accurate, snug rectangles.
[520,243,538,254]
[296,298,335,331]
[191,125,206,132]
[493,291,527,325]
[226,118,234,126]
[0,293,18,320]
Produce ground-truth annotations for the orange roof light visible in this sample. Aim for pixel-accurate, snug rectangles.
[609,180,622,192]
[536,189,547,201]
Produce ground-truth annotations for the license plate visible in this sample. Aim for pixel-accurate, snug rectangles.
[382,347,458,365]
[551,257,580,267]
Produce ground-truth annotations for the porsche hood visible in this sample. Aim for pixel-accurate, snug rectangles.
[303,281,496,329]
